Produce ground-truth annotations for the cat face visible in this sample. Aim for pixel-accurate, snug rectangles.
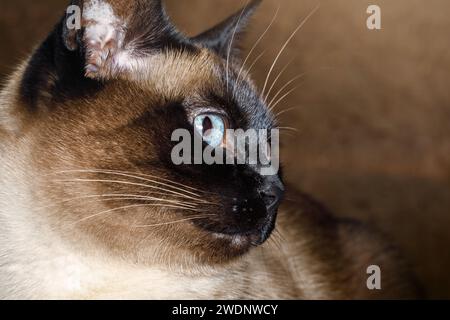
[21,0,284,265]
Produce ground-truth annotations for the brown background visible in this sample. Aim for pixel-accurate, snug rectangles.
[0,0,449,298]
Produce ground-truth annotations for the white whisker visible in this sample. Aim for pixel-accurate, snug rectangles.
[226,0,251,93]
[261,4,320,98]
[74,204,204,224]
[51,178,205,203]
[244,50,266,77]
[274,106,299,119]
[269,84,303,112]
[51,169,205,199]
[264,59,294,104]
[133,215,215,228]
[268,73,306,109]
[235,5,280,88]
[277,126,299,133]
[36,193,199,210]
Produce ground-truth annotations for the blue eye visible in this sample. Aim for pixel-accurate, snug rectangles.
[194,114,225,148]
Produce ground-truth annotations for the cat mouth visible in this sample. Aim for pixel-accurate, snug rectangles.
[213,233,250,244]
[203,214,277,247]
[211,229,273,248]
[212,232,262,248]
[188,179,283,249]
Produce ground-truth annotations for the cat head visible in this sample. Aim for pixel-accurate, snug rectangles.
[19,0,284,265]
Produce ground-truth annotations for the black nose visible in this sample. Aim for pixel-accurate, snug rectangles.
[259,176,285,212]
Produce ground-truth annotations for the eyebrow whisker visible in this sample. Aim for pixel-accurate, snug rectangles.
[261,4,320,99]
[226,0,251,93]
[235,5,280,90]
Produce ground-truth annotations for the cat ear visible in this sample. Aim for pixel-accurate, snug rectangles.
[62,0,180,80]
[191,0,262,59]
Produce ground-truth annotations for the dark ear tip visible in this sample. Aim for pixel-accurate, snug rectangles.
[241,0,264,19]
[247,0,264,15]
[249,0,264,10]
[191,0,263,57]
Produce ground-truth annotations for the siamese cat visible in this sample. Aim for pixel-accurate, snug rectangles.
[0,0,419,299]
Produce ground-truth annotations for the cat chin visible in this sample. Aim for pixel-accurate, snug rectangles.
[191,215,277,261]
[209,231,267,253]
[212,233,250,247]
[202,235,254,262]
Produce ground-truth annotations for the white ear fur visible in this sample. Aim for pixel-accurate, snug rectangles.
[81,0,129,79]
[64,0,176,80]
[63,0,141,79]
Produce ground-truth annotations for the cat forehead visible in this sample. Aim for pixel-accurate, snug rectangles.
[126,49,221,96]
[121,48,257,105]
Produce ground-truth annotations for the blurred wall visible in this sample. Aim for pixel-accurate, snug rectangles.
[0,0,449,298]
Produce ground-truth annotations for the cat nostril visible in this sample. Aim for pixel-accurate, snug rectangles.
[231,199,254,215]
